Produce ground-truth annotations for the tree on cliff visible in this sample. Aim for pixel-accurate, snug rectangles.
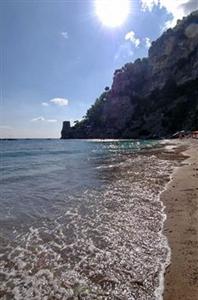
[61,10,198,139]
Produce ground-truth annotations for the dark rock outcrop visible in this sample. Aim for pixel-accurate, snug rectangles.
[61,11,198,139]
[61,121,71,138]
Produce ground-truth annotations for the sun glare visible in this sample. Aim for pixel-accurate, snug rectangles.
[95,0,130,28]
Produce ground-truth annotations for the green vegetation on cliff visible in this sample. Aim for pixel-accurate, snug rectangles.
[61,11,198,139]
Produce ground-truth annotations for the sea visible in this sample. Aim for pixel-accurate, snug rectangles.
[0,139,175,300]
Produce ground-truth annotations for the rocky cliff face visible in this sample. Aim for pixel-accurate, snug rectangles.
[61,11,198,139]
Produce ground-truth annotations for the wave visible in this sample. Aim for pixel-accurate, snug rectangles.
[0,151,176,299]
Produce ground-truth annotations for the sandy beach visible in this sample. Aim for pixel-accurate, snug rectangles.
[162,139,198,300]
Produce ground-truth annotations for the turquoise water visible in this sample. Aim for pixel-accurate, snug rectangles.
[0,139,172,299]
[0,139,154,227]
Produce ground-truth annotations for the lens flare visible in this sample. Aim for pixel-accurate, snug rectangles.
[95,0,130,28]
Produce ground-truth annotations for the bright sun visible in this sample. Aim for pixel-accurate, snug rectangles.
[95,0,130,28]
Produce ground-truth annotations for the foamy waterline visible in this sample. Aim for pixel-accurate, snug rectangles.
[1,148,179,299]
[154,178,173,300]
[155,141,185,300]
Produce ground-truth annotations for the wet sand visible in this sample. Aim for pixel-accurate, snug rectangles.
[162,139,198,300]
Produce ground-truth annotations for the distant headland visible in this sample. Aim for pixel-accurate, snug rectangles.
[61,10,198,139]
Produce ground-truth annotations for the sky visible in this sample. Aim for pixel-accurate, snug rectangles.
[1,0,197,138]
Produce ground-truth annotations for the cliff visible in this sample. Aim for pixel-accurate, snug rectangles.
[61,11,198,139]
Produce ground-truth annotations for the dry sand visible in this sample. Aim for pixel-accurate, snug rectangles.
[162,139,198,300]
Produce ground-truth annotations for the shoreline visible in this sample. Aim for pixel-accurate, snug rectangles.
[161,139,198,299]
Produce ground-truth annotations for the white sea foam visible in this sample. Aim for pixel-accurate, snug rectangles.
[0,152,178,299]
[154,189,171,300]
[153,159,182,300]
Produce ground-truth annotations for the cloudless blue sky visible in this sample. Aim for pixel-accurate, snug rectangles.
[0,0,185,137]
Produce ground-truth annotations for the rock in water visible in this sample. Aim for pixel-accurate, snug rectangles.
[61,121,71,139]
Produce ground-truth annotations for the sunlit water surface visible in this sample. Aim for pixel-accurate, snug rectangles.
[0,139,174,299]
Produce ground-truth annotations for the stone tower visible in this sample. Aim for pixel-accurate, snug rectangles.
[61,121,71,139]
